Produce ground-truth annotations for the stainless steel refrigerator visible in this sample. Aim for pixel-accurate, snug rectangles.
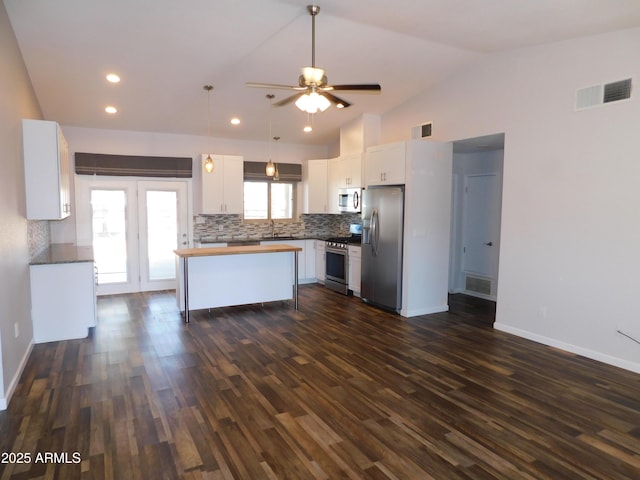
[361,185,404,312]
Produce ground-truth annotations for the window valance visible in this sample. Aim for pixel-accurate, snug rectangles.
[75,152,192,178]
[243,161,302,182]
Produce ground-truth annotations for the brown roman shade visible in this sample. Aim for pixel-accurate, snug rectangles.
[243,161,302,182]
[75,152,192,178]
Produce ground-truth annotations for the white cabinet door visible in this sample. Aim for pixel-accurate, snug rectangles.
[201,154,244,214]
[305,239,316,280]
[305,159,329,213]
[315,240,326,282]
[348,245,361,295]
[23,119,71,220]
[365,142,406,186]
[340,153,363,188]
[222,156,244,214]
[30,262,96,343]
[328,157,343,213]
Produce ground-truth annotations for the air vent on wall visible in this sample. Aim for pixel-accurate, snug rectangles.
[411,122,433,139]
[576,78,632,110]
[465,275,492,296]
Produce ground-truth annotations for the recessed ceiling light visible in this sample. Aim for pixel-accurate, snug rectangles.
[106,73,120,83]
[105,106,117,114]
[230,117,240,125]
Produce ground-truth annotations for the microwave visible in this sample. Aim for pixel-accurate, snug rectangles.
[338,187,362,213]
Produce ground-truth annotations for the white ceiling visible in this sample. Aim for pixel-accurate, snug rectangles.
[5,0,640,146]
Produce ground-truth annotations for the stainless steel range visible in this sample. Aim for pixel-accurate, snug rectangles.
[325,225,362,295]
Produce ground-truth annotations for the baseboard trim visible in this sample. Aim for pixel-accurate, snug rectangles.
[0,340,33,411]
[401,305,449,317]
[494,322,640,374]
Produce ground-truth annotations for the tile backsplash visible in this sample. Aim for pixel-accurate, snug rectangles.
[194,213,361,241]
[28,220,50,261]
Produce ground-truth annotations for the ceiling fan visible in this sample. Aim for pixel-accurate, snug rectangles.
[246,4,381,113]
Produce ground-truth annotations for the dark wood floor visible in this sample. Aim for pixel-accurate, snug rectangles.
[1,285,639,479]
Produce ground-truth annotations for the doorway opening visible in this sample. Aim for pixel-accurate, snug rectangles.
[449,133,504,317]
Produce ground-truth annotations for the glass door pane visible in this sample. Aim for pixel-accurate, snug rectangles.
[138,180,189,292]
[146,190,178,281]
[91,190,128,284]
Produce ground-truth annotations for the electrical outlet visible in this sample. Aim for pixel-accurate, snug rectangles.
[218,225,223,232]
[14,322,19,338]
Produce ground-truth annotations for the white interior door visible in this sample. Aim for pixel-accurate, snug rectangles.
[76,177,191,295]
[462,174,501,278]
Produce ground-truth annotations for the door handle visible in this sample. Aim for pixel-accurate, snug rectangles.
[484,242,493,246]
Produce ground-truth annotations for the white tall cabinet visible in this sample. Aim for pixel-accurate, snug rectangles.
[200,154,244,214]
[22,119,71,220]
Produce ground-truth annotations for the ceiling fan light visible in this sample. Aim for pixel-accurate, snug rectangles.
[295,92,330,114]
[316,93,331,112]
[302,67,325,84]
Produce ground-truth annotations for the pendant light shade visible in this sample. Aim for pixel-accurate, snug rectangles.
[203,85,214,174]
[266,159,276,177]
[204,154,214,173]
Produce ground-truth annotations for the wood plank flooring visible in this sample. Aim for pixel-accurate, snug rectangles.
[1,285,639,479]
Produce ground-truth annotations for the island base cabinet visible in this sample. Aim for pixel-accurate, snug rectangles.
[177,252,294,311]
[30,262,97,343]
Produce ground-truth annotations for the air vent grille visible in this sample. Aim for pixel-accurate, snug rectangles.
[411,122,433,139]
[576,78,633,110]
[603,78,632,103]
[465,275,491,295]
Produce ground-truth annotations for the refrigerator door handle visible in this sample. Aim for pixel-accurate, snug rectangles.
[371,208,380,256]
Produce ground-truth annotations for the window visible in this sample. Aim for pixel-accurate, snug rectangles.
[244,181,295,221]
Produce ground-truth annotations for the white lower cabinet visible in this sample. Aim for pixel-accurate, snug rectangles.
[348,245,361,296]
[315,240,326,283]
[30,261,97,343]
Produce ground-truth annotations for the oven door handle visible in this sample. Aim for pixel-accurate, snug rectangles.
[371,208,379,256]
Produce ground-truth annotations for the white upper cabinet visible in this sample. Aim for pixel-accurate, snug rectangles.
[327,153,363,213]
[336,152,363,188]
[23,119,71,220]
[201,154,244,214]
[304,159,329,213]
[365,141,406,186]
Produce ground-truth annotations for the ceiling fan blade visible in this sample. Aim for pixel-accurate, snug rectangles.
[320,91,351,109]
[245,82,305,91]
[273,92,304,107]
[327,84,382,92]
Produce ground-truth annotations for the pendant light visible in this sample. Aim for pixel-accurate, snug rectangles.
[203,85,214,174]
[273,136,280,181]
[265,94,276,177]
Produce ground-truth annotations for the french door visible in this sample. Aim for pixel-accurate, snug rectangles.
[75,177,191,295]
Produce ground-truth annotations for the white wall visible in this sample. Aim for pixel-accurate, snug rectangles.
[0,2,41,409]
[382,27,640,372]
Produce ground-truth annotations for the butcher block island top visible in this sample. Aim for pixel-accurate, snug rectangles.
[173,243,302,257]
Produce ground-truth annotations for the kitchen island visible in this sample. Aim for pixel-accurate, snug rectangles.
[174,244,303,323]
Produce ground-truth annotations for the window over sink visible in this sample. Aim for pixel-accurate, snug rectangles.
[243,181,296,221]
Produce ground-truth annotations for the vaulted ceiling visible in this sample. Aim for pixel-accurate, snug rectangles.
[5,0,640,145]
